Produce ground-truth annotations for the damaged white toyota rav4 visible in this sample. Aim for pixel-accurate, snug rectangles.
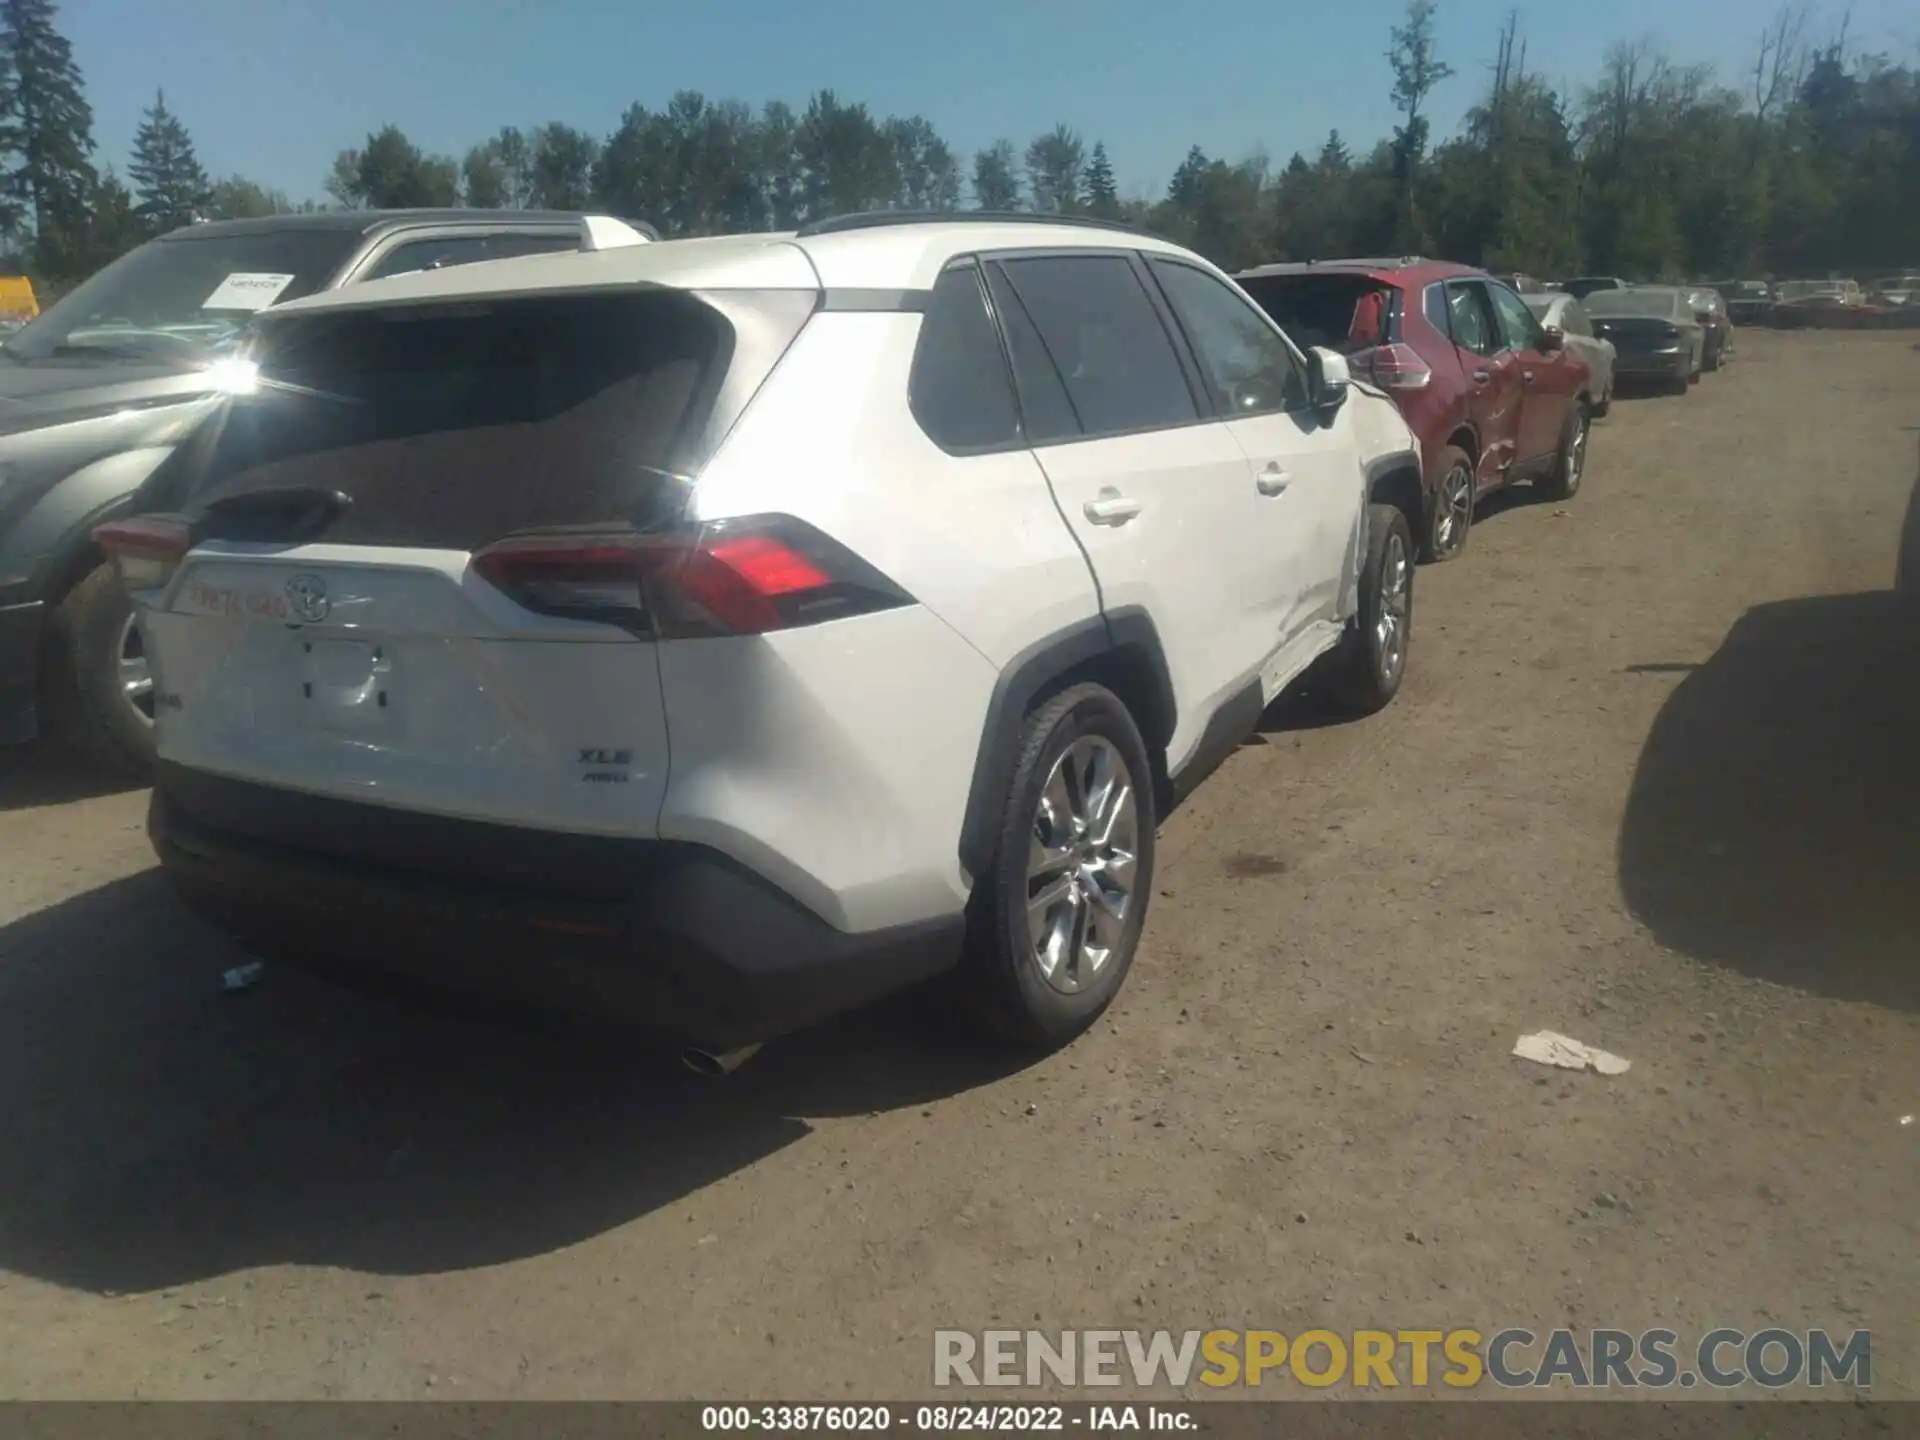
[101,213,1424,1064]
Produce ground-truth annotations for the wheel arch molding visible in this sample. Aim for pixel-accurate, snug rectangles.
[956,607,1177,884]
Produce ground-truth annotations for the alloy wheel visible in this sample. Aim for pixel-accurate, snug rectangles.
[116,611,155,728]
[1567,416,1589,490]
[1434,464,1473,556]
[1375,530,1411,686]
[1026,735,1139,996]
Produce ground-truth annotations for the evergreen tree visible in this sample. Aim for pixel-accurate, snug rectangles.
[971,140,1020,209]
[1167,145,1209,210]
[0,0,95,275]
[1085,141,1118,216]
[1024,124,1085,213]
[128,89,211,233]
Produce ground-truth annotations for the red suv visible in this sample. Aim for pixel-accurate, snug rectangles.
[1235,258,1595,561]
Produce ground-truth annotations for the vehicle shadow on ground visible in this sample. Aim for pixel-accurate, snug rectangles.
[1608,377,1692,402]
[0,741,144,813]
[0,872,1024,1293]
[1618,590,1920,1013]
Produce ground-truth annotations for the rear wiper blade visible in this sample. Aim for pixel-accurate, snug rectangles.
[47,339,195,364]
[196,486,352,544]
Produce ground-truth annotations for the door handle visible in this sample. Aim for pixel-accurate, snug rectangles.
[1522,369,1536,384]
[1083,491,1142,526]
[1256,465,1290,496]
[1471,369,1491,384]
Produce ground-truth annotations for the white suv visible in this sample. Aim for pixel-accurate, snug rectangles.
[101,214,1424,1063]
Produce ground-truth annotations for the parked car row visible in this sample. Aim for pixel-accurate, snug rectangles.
[4,215,1679,1065]
[1536,273,1917,329]
[1233,257,1596,563]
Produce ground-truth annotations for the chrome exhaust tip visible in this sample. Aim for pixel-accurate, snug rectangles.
[680,1042,762,1077]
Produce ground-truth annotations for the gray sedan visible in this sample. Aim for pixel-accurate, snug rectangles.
[1524,291,1616,417]
[1581,287,1706,395]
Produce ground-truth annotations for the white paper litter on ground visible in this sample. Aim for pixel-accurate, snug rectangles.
[1513,1030,1631,1075]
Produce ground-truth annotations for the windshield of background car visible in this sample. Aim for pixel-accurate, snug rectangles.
[1583,290,1681,319]
[1235,273,1393,353]
[2,228,358,364]
[1776,281,1843,300]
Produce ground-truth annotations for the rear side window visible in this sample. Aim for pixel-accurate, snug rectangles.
[360,231,580,282]
[983,265,1080,444]
[909,263,1019,452]
[176,292,734,551]
[997,255,1198,438]
[1445,283,1498,356]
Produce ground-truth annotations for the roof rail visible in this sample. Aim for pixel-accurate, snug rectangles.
[795,209,1164,241]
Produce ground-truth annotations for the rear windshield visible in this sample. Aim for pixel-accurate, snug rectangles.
[1583,291,1680,318]
[160,291,767,551]
[1235,274,1394,353]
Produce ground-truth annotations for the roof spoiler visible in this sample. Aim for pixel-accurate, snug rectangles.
[580,216,658,251]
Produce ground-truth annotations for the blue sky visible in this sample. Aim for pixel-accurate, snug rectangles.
[71,0,1918,205]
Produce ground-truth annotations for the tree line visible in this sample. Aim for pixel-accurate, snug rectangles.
[2,0,1915,294]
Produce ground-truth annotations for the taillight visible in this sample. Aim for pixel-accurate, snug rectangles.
[471,516,911,639]
[93,514,192,590]
[1355,342,1432,389]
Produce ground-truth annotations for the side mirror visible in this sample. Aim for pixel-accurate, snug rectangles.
[1540,326,1566,353]
[1306,347,1350,411]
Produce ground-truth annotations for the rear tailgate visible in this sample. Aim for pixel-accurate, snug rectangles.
[132,286,813,838]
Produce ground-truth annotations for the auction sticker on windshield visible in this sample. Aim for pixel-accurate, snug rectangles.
[202,272,297,311]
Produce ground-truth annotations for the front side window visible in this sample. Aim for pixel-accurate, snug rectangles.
[909,263,1020,452]
[1149,259,1306,416]
[997,254,1198,438]
[1487,283,1546,352]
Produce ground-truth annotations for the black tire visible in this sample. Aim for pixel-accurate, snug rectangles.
[1688,348,1703,384]
[1704,336,1721,372]
[1900,464,1920,609]
[1668,371,1691,396]
[1419,445,1474,563]
[46,562,156,778]
[1328,503,1413,716]
[960,682,1156,1049]
[1536,407,1589,502]
[1590,383,1611,420]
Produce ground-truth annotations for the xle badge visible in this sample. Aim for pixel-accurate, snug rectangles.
[578,746,633,784]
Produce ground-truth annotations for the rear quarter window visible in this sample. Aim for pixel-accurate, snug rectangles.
[908,263,1020,452]
[172,292,744,551]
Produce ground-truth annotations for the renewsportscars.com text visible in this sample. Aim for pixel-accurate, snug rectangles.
[932,1327,1871,1390]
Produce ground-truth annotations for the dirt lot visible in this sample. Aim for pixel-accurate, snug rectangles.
[0,330,1915,1402]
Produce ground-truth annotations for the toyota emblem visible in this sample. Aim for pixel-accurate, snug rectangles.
[285,573,330,623]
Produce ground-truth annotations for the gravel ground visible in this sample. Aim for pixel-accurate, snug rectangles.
[0,329,1914,1402]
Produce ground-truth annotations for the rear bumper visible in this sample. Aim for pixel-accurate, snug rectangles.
[0,600,44,745]
[149,764,965,1050]
[1612,350,1691,377]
